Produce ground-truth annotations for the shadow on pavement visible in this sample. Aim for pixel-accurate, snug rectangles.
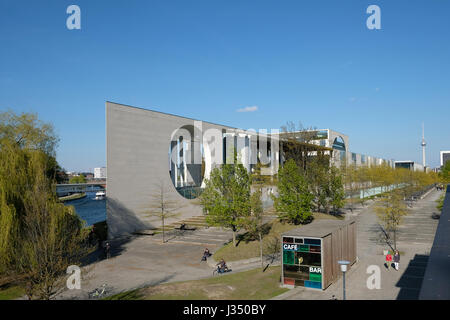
[396,254,429,300]
[81,234,136,267]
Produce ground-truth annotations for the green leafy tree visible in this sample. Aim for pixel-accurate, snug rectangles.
[440,161,450,183]
[272,159,313,224]
[199,163,252,247]
[342,163,360,212]
[69,174,86,184]
[241,189,265,268]
[306,158,329,213]
[0,110,91,299]
[0,110,58,156]
[329,166,345,213]
[18,162,91,299]
[357,165,369,206]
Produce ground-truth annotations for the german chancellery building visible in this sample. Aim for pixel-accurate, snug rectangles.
[106,101,394,238]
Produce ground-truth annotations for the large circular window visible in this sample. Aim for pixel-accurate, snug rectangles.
[168,125,205,199]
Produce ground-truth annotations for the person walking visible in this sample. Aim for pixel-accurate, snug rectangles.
[105,242,111,259]
[201,248,211,261]
[385,251,392,270]
[393,250,400,271]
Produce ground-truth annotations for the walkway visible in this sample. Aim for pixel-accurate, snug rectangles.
[273,188,442,300]
[58,189,441,300]
[58,226,263,299]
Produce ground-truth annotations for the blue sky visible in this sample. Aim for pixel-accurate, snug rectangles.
[1,0,449,171]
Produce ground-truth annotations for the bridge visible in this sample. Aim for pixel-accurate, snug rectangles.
[56,182,106,197]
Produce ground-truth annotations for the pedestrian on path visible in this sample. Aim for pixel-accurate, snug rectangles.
[385,251,392,270]
[393,250,400,271]
[105,242,111,259]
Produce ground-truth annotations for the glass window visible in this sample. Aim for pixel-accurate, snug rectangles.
[295,252,322,267]
[299,244,309,252]
[316,130,328,139]
[283,265,310,281]
[294,238,304,244]
[295,279,305,287]
[304,238,321,245]
[332,136,346,151]
[305,280,322,289]
[309,273,322,282]
[283,237,294,243]
[283,251,295,265]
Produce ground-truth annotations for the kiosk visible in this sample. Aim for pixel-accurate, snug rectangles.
[281,219,357,290]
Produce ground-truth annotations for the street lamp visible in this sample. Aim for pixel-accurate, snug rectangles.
[338,260,350,300]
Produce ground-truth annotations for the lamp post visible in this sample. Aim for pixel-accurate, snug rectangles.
[338,260,350,300]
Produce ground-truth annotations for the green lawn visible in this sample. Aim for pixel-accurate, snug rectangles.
[0,285,25,300]
[106,266,288,300]
[213,213,343,262]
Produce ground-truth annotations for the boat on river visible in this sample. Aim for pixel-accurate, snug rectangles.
[94,191,106,200]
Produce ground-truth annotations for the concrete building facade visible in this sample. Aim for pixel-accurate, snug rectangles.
[394,160,425,172]
[440,151,450,168]
[106,102,394,238]
[106,102,279,238]
[94,167,107,179]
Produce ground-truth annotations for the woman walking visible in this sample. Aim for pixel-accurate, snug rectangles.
[385,251,392,270]
[393,250,400,271]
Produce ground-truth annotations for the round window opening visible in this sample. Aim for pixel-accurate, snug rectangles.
[168,125,205,199]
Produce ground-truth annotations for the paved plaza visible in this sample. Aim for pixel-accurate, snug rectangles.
[273,188,442,300]
[59,227,261,299]
[58,189,442,300]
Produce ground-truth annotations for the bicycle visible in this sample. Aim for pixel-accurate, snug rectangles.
[212,265,231,276]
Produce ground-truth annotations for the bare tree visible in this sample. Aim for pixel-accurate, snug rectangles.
[279,121,327,172]
[374,191,408,251]
[264,235,281,264]
[143,180,181,243]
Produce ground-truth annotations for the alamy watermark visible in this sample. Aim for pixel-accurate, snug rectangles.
[367,5,381,30]
[66,5,81,30]
[366,265,381,289]
[66,265,81,290]
[169,121,280,176]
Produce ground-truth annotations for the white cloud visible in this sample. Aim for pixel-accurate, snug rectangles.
[236,105,258,112]
[349,97,357,102]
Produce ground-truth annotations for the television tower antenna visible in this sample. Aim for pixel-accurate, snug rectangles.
[421,123,426,168]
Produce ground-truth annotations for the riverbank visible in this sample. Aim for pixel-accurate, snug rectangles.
[58,193,86,202]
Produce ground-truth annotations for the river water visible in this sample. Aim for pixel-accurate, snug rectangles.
[64,191,106,226]
[64,186,273,226]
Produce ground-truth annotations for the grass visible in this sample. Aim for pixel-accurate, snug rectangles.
[105,266,288,300]
[213,213,343,262]
[0,285,25,300]
[58,192,87,202]
[436,187,446,211]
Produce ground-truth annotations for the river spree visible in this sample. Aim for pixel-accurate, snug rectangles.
[64,191,106,226]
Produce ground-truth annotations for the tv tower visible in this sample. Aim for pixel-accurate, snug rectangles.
[421,123,426,168]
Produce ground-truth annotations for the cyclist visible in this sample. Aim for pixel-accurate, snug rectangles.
[216,258,227,273]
